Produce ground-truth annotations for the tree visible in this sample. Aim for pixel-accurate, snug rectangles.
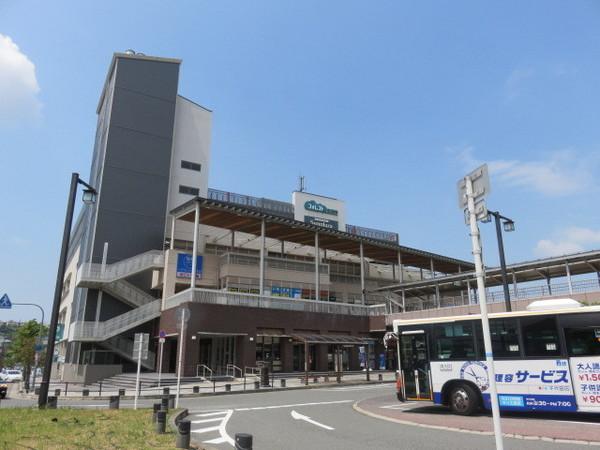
[5,320,47,390]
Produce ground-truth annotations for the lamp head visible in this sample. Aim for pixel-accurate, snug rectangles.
[503,220,515,232]
[82,189,97,205]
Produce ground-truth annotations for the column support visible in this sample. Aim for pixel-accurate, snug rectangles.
[565,262,573,295]
[170,216,176,250]
[230,230,235,251]
[512,271,519,299]
[259,219,266,295]
[359,242,366,305]
[430,258,440,308]
[397,251,404,283]
[191,201,200,289]
[466,278,472,304]
[315,232,320,301]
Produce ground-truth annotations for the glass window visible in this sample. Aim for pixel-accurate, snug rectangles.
[179,185,199,196]
[181,160,201,171]
[565,328,600,356]
[521,317,561,357]
[490,319,521,357]
[433,322,476,360]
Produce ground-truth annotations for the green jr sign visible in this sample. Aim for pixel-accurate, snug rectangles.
[304,200,338,216]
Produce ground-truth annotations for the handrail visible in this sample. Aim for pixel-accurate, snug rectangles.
[244,366,260,377]
[196,364,213,380]
[78,250,164,285]
[226,364,243,379]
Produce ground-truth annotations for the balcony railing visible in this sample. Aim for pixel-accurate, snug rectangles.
[165,288,386,317]
[220,252,329,274]
[77,250,164,285]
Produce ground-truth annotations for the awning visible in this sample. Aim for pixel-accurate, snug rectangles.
[291,333,375,345]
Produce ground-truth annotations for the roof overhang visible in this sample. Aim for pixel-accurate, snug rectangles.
[291,333,375,345]
[171,197,473,273]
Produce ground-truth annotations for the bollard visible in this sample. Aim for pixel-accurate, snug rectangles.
[109,395,120,409]
[280,379,286,388]
[155,410,166,434]
[378,373,383,381]
[152,403,161,422]
[47,396,57,409]
[161,395,169,412]
[235,433,253,450]
[254,380,260,390]
[193,386,199,394]
[313,377,318,384]
[82,389,89,397]
[34,387,40,395]
[176,419,191,449]
[118,388,125,397]
[336,373,341,383]
[225,384,231,392]
[54,388,61,397]
[168,394,175,409]
[324,376,329,382]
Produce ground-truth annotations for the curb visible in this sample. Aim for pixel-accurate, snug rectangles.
[352,401,600,447]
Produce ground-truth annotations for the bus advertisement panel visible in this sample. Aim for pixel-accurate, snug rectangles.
[430,359,576,412]
[569,356,600,412]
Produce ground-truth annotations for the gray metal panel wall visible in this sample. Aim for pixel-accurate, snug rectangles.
[91,56,180,264]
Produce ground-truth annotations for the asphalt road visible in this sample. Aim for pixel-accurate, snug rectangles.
[0,384,583,449]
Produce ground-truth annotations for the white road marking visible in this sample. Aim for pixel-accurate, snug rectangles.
[188,409,235,447]
[234,399,353,411]
[291,410,334,430]
[380,402,418,410]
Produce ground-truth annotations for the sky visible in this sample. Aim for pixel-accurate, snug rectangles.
[1,1,600,321]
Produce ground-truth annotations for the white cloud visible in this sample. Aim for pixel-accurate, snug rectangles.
[453,146,594,196]
[504,67,534,101]
[0,34,41,124]
[535,227,600,258]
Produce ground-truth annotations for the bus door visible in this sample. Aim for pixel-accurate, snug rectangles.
[400,332,432,400]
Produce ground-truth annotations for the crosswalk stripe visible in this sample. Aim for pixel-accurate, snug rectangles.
[190,417,223,424]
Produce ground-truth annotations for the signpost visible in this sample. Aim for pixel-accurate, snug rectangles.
[158,330,166,387]
[175,307,190,408]
[133,332,149,410]
[458,164,503,450]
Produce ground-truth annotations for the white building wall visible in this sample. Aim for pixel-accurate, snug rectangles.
[166,95,212,246]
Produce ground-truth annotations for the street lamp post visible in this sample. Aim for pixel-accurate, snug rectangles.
[485,211,515,312]
[38,173,96,408]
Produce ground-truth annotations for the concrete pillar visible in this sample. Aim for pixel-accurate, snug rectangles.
[315,232,320,301]
[170,216,176,250]
[316,344,328,371]
[281,337,293,372]
[430,258,440,308]
[466,279,472,304]
[512,271,518,299]
[259,219,266,295]
[565,262,573,295]
[191,201,200,289]
[230,230,235,251]
[397,251,403,283]
[359,242,366,305]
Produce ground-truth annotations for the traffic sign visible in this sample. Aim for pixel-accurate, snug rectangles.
[159,330,166,339]
[0,294,12,309]
[133,333,149,360]
[457,164,490,208]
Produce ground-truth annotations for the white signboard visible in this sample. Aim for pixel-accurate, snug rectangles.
[430,359,576,412]
[292,191,346,231]
[569,356,600,412]
[133,333,149,360]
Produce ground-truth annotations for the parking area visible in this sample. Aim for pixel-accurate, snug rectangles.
[355,394,600,445]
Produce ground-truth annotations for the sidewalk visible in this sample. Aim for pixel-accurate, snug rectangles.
[16,371,397,400]
[355,394,600,446]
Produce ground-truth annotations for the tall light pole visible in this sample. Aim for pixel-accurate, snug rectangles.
[483,211,515,312]
[38,173,96,408]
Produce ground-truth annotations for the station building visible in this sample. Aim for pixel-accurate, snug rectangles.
[55,51,473,382]
[57,51,600,383]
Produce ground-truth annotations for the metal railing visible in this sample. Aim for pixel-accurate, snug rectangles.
[244,366,260,377]
[221,252,329,274]
[345,224,399,243]
[71,299,161,341]
[196,364,213,380]
[403,277,600,312]
[165,288,387,317]
[208,188,295,218]
[77,250,164,285]
[102,279,156,308]
[226,364,243,379]
[104,335,156,370]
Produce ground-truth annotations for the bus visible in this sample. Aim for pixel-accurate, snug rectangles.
[393,299,600,415]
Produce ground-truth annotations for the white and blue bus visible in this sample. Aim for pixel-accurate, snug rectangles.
[393,299,600,415]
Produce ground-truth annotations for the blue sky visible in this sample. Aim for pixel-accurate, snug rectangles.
[1,1,600,320]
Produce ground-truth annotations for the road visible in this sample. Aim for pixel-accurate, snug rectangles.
[1,384,584,449]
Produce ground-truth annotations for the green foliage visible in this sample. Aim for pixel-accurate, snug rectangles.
[5,320,47,384]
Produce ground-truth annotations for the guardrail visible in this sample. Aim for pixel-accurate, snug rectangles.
[77,250,164,285]
[165,288,387,317]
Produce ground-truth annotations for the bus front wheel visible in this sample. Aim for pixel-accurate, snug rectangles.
[449,384,478,416]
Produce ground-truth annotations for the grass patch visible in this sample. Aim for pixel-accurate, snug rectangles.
[0,408,179,449]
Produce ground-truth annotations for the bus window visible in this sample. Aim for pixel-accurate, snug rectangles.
[521,317,561,357]
[565,328,600,356]
[432,322,476,360]
[489,318,521,357]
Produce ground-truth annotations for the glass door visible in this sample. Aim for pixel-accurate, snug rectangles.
[400,333,432,400]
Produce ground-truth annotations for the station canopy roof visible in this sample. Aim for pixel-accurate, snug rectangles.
[291,334,375,345]
[171,196,473,273]
[375,249,600,295]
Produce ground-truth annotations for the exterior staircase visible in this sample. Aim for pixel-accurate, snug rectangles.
[76,250,164,287]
